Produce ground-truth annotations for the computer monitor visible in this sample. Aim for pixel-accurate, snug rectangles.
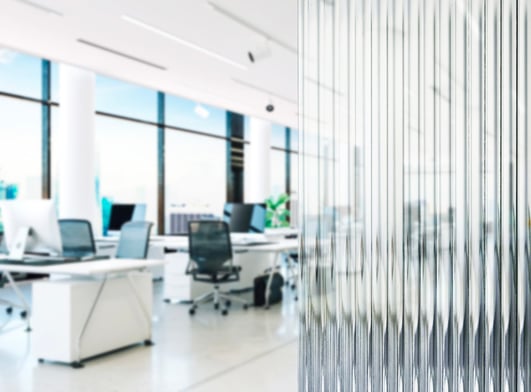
[0,200,62,258]
[108,203,146,231]
[223,203,266,233]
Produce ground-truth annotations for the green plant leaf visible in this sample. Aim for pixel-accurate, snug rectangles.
[278,210,290,219]
[277,193,290,204]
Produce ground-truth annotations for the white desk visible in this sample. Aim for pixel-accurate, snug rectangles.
[0,258,166,367]
[95,235,299,308]
[157,237,299,308]
[0,258,166,276]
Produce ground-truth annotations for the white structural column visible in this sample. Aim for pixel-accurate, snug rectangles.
[57,64,99,233]
[244,117,271,203]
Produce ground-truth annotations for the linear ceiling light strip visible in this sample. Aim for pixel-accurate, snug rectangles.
[121,15,247,71]
[15,0,62,16]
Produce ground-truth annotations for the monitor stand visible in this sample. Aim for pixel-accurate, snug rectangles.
[8,226,30,260]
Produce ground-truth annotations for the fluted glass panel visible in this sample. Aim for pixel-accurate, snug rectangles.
[298,0,530,391]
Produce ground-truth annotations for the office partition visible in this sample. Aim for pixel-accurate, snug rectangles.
[299,0,530,390]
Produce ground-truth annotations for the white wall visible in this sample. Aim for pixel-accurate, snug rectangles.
[244,117,272,203]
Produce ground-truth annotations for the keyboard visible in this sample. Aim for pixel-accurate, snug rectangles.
[243,242,275,246]
[0,258,75,266]
[24,254,77,262]
[230,234,271,246]
[78,255,110,261]
[0,254,110,266]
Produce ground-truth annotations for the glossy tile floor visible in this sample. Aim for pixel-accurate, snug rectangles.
[0,280,298,391]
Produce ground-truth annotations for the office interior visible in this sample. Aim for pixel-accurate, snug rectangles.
[0,1,299,391]
[2,1,530,391]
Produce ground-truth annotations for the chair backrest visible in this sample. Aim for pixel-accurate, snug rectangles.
[188,220,232,273]
[0,234,7,255]
[116,221,153,259]
[58,219,96,258]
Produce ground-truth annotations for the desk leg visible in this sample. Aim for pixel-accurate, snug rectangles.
[75,276,108,367]
[264,252,281,309]
[3,271,31,331]
[125,273,153,345]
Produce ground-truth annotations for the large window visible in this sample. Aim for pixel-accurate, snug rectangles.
[270,125,291,199]
[165,130,226,231]
[271,124,286,149]
[50,106,60,199]
[165,95,226,137]
[0,49,42,99]
[0,49,45,201]
[0,48,297,233]
[0,97,42,199]
[270,149,286,197]
[290,152,298,225]
[50,62,60,102]
[290,128,299,152]
[96,75,157,122]
[95,117,158,226]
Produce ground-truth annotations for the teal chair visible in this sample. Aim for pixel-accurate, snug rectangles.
[116,221,153,259]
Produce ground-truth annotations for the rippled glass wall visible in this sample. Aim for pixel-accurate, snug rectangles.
[298,0,530,390]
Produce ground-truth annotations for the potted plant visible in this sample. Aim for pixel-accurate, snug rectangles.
[265,193,290,228]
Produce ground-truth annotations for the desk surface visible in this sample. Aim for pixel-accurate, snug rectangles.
[233,239,298,253]
[95,236,298,253]
[0,258,166,276]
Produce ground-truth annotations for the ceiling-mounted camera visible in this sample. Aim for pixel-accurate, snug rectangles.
[248,40,271,63]
[266,103,275,112]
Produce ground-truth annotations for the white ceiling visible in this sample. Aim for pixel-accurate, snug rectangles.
[0,0,298,128]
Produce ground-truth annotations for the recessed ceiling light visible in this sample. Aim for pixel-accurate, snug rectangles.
[121,15,247,71]
[15,0,62,16]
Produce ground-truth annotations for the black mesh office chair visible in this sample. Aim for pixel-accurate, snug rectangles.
[187,220,248,316]
[58,219,99,259]
[116,221,153,259]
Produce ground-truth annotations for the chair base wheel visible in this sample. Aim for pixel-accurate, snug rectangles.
[20,311,27,319]
[214,303,219,310]
[38,358,45,364]
[225,300,231,308]
[72,362,84,369]
[189,308,196,315]
[221,309,228,316]
[6,307,13,315]
[144,340,154,346]
[243,304,249,310]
